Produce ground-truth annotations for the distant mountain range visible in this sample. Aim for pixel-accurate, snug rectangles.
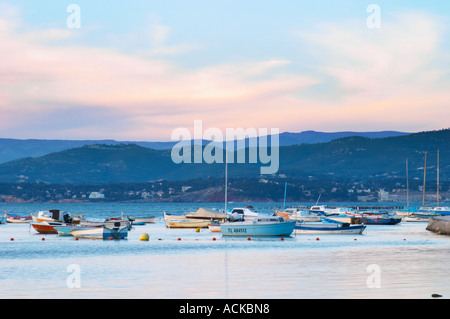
[0,130,409,164]
[0,129,447,184]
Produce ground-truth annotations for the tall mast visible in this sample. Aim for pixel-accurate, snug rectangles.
[406,158,409,208]
[224,152,228,216]
[437,150,439,206]
[422,151,427,206]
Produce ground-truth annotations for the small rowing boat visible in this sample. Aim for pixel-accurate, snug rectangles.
[70,223,128,239]
[208,223,221,232]
[165,219,211,229]
[5,212,32,223]
[294,218,366,235]
[129,216,156,224]
[361,212,402,225]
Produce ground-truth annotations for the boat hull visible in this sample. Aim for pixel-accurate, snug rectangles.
[276,210,321,222]
[165,220,211,228]
[294,224,366,234]
[220,220,296,236]
[54,225,99,236]
[208,223,221,232]
[362,217,401,225]
[289,215,322,222]
[131,216,156,224]
[70,226,128,239]
[402,215,429,222]
[80,219,130,228]
[31,222,64,234]
[326,215,362,224]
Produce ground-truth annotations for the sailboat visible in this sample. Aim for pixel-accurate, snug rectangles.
[423,150,450,216]
[399,153,440,222]
[219,154,296,237]
[276,183,322,222]
[400,157,429,222]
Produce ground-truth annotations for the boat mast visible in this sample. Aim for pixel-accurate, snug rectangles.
[406,158,409,208]
[315,193,321,206]
[283,181,287,211]
[224,152,228,218]
[437,150,439,206]
[422,151,427,206]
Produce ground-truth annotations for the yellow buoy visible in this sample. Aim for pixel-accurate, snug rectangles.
[195,227,200,233]
[140,233,149,241]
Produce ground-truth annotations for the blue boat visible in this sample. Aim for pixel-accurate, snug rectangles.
[220,216,296,237]
[361,212,402,225]
[294,218,366,234]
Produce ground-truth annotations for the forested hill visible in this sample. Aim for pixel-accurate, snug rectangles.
[0,130,408,163]
[0,129,446,184]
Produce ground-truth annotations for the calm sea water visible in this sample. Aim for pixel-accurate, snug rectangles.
[0,202,449,299]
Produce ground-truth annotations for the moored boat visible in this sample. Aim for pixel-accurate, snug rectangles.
[80,216,132,229]
[294,218,366,235]
[185,208,227,222]
[5,212,32,223]
[31,210,79,224]
[220,215,296,237]
[54,225,101,236]
[276,207,321,222]
[326,214,362,224]
[165,218,211,229]
[309,205,328,215]
[70,223,128,239]
[361,212,402,225]
[163,211,188,221]
[129,216,156,224]
[420,206,450,216]
[208,222,221,232]
[402,214,430,222]
[31,221,65,234]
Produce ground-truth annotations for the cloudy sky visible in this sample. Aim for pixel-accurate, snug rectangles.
[0,0,448,141]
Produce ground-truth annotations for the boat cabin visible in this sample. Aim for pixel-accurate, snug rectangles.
[34,210,73,223]
[228,208,259,221]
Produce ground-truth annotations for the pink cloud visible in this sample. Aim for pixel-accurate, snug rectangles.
[0,9,448,140]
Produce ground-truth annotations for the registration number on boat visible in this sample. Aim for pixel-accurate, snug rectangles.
[227,228,247,233]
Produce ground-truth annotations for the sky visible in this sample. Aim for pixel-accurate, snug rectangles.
[0,0,449,141]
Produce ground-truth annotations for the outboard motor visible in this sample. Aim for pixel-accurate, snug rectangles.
[63,212,73,224]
